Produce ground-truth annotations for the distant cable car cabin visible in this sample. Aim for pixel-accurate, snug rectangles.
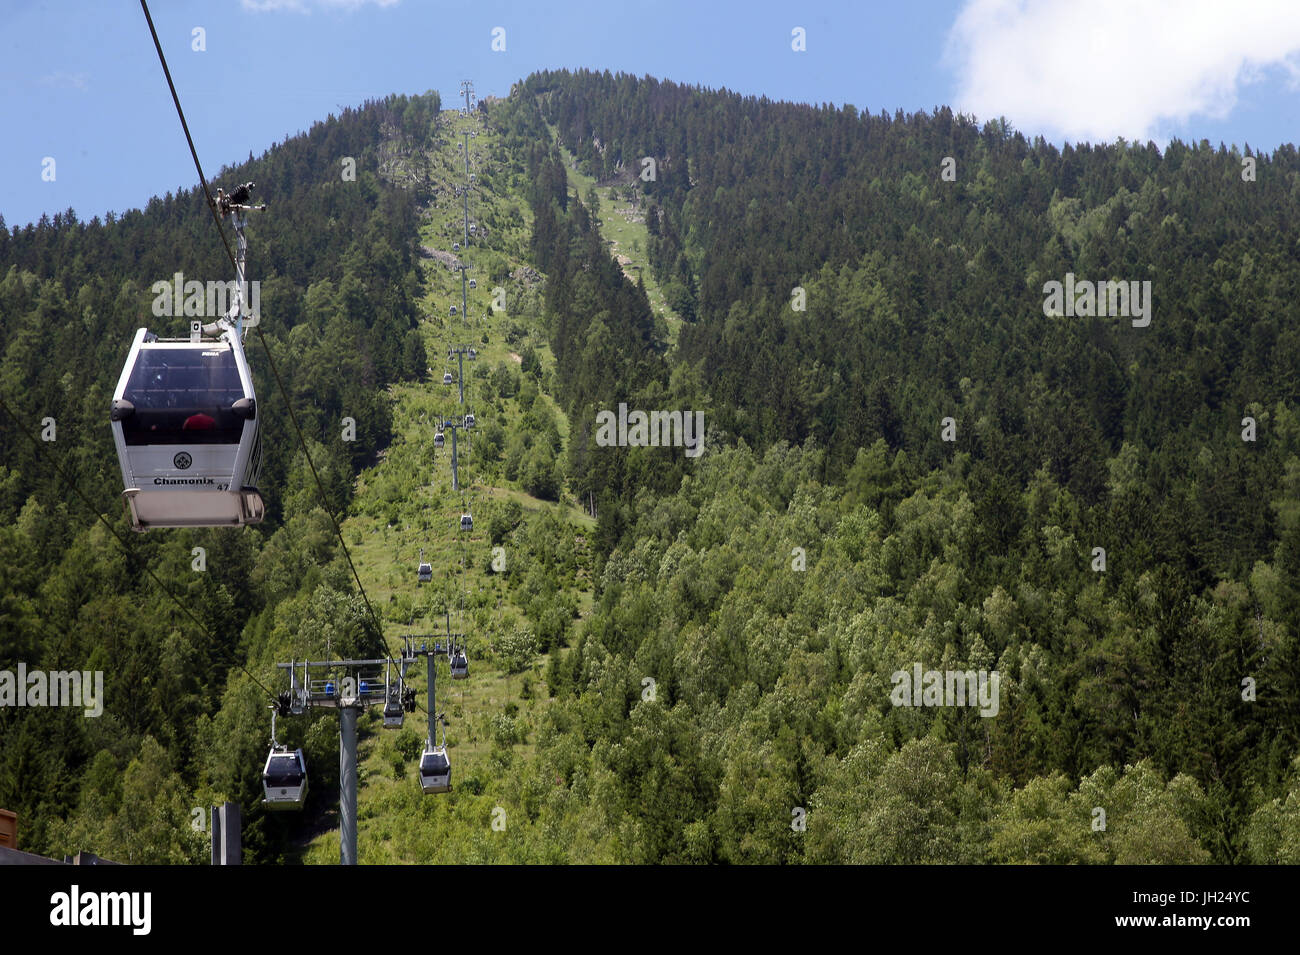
[463,413,475,428]
[262,746,308,810]
[450,305,457,316]
[419,740,451,794]
[110,328,264,530]
[383,684,404,728]
[450,648,468,680]
[382,663,404,728]
[383,694,404,728]
[452,242,460,252]
[442,372,454,385]
[434,431,445,449]
[460,514,473,531]
[468,279,477,290]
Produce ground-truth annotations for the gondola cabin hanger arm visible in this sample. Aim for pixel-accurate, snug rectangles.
[109,184,268,531]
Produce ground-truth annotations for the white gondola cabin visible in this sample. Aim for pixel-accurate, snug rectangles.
[434,431,445,449]
[110,328,263,530]
[417,560,432,583]
[463,413,475,428]
[442,372,454,385]
[468,279,477,290]
[419,742,451,794]
[383,693,405,728]
[450,649,468,680]
[460,513,473,531]
[262,746,308,810]
[450,305,457,316]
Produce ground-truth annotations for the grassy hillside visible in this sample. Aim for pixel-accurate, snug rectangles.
[294,107,598,862]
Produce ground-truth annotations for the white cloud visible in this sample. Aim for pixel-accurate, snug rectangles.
[241,0,400,12]
[38,71,89,90]
[945,0,1300,143]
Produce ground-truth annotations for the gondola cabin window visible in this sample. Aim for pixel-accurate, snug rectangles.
[121,347,247,445]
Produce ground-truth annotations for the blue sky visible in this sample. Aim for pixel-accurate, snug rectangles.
[5,0,1300,229]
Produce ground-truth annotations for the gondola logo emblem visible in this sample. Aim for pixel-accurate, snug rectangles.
[173,452,193,470]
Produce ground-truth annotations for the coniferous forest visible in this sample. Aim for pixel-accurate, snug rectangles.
[2,68,1300,867]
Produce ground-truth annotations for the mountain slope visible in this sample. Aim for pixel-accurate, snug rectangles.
[3,73,1300,864]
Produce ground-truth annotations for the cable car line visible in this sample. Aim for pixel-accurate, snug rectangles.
[241,84,488,857]
[137,0,235,272]
[138,0,385,651]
